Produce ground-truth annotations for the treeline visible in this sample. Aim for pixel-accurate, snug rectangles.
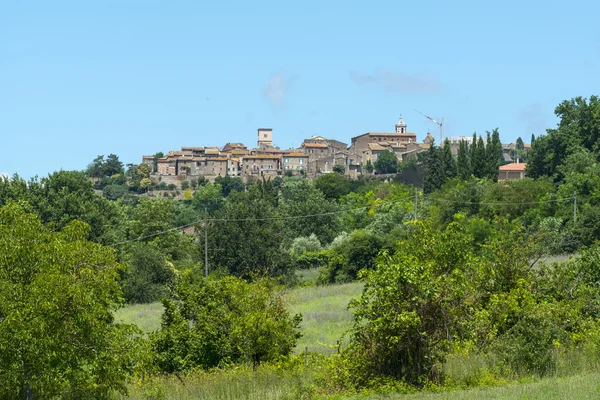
[1,95,600,398]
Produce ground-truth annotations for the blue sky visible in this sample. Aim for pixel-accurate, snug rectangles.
[1,0,599,179]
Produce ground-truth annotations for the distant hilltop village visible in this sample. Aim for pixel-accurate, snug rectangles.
[141,117,527,184]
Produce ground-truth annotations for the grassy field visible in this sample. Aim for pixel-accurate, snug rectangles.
[115,269,363,355]
[120,367,600,400]
[343,373,600,400]
[289,281,362,354]
[114,301,163,333]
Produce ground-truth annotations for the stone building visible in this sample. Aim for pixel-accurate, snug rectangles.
[348,117,419,167]
[241,155,281,178]
[282,153,309,175]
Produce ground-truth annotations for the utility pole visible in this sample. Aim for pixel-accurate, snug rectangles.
[204,206,209,279]
[574,192,577,224]
[414,187,418,220]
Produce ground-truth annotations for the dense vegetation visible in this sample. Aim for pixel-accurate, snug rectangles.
[2,95,600,398]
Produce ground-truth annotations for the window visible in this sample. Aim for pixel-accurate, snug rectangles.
[299,159,303,164]
[264,134,268,138]
[284,158,289,163]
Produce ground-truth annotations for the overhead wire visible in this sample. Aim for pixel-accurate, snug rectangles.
[110,193,575,247]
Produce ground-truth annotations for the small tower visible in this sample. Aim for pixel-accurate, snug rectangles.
[257,128,273,149]
[395,115,407,134]
[424,130,435,145]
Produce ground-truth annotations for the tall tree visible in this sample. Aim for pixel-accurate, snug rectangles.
[104,154,124,177]
[471,135,486,179]
[457,140,471,180]
[486,128,504,181]
[423,145,446,194]
[442,139,457,179]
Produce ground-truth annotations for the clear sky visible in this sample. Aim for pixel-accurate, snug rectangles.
[1,0,599,179]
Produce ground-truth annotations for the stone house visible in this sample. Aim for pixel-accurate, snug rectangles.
[498,162,526,180]
[282,153,309,175]
[241,155,281,177]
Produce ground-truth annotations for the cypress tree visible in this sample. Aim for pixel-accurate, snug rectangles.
[457,140,471,180]
[489,128,504,181]
[471,134,486,178]
[442,138,457,179]
[423,145,446,194]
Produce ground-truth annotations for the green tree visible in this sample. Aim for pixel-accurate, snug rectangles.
[319,229,385,283]
[471,135,487,178]
[152,272,302,372]
[205,186,290,278]
[191,182,224,214]
[333,164,345,174]
[485,128,503,181]
[314,172,352,200]
[0,204,140,398]
[87,155,106,178]
[423,145,445,194]
[456,140,472,180]
[104,154,125,177]
[442,138,457,179]
[123,243,175,304]
[527,96,600,180]
[374,150,399,174]
[365,159,374,174]
[340,221,473,387]
[128,197,196,261]
[29,170,121,243]
[280,179,341,245]
[214,175,245,196]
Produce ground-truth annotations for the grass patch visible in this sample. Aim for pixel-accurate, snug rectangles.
[340,373,600,399]
[114,302,163,334]
[288,281,362,355]
[115,280,364,355]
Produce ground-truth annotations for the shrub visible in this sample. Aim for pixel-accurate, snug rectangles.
[152,273,302,372]
[289,234,322,257]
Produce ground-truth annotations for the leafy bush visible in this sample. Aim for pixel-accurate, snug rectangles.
[152,272,302,372]
[289,234,322,257]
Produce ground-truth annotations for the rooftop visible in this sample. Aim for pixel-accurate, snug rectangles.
[499,163,527,171]
[302,143,328,148]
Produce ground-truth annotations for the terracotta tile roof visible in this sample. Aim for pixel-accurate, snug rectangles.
[499,163,527,171]
[181,147,204,151]
[284,153,309,157]
[354,132,418,139]
[142,155,154,160]
[169,150,194,156]
[368,143,387,151]
[302,143,328,148]
[243,155,282,160]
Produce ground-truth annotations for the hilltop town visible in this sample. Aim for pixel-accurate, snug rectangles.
[141,116,529,185]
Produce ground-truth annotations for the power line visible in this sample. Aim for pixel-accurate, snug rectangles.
[110,196,414,247]
[428,197,571,206]
[110,195,575,247]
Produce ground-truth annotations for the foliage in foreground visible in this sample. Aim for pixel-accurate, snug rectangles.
[328,218,600,390]
[0,204,140,399]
